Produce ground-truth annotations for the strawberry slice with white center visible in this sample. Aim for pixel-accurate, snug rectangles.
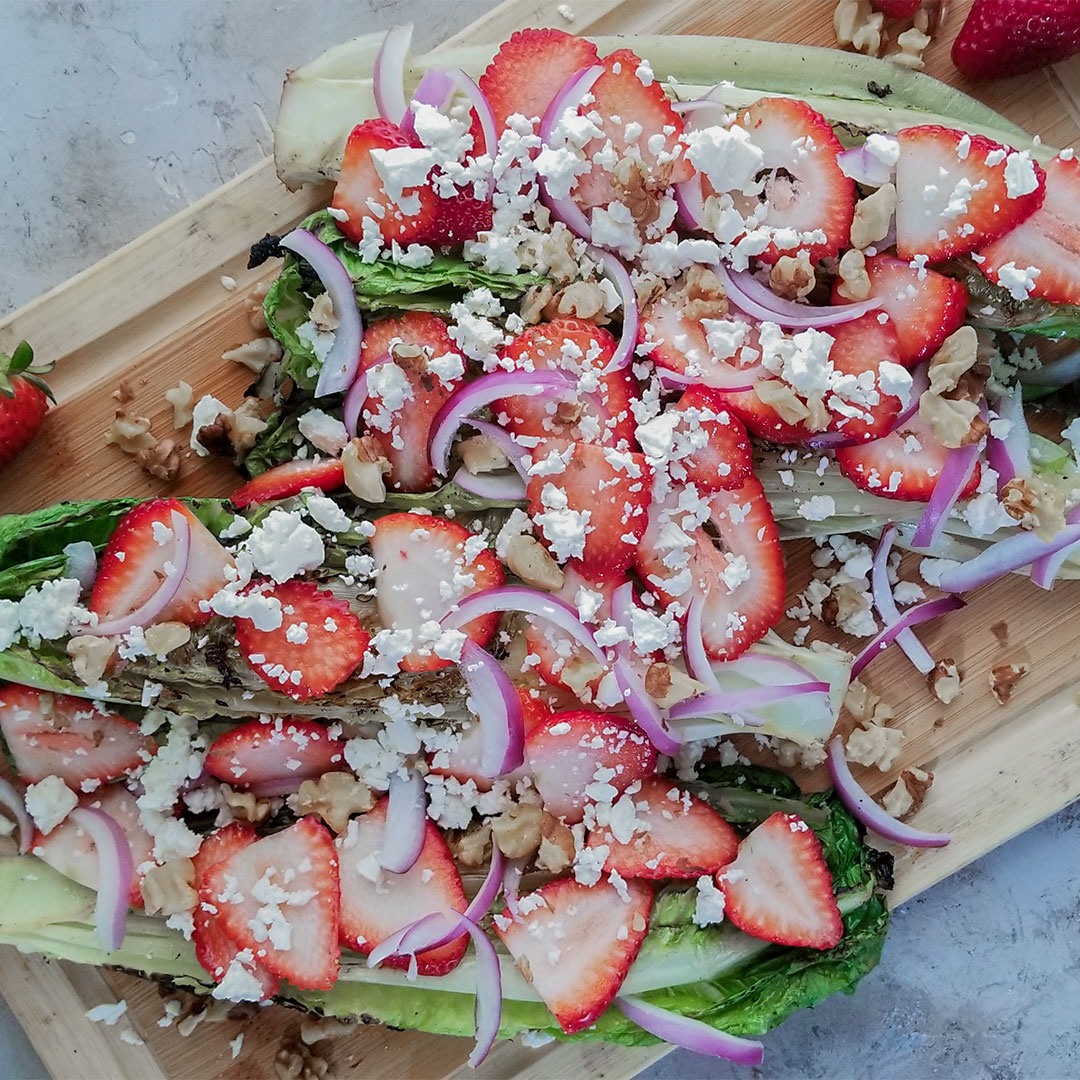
[831,254,969,366]
[636,476,785,661]
[979,154,1080,306]
[835,406,982,501]
[526,438,652,574]
[524,710,657,824]
[586,775,740,879]
[337,797,468,975]
[232,580,371,701]
[204,717,347,789]
[718,811,843,950]
[492,319,638,449]
[479,27,601,134]
[331,118,439,247]
[369,513,504,673]
[712,97,854,264]
[31,783,155,907]
[192,822,279,999]
[230,459,345,509]
[356,312,465,492]
[201,816,340,991]
[666,387,753,492]
[89,498,234,628]
[571,47,693,214]
[493,876,653,1034]
[522,564,618,701]
[895,125,1045,262]
[0,685,156,786]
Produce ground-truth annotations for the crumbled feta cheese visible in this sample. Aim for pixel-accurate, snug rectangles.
[24,775,78,834]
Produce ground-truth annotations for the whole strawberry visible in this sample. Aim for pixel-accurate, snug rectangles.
[0,342,53,471]
[952,0,1080,80]
[872,0,922,16]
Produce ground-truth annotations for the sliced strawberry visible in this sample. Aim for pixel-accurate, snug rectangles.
[832,254,969,366]
[233,580,370,701]
[369,513,504,673]
[572,47,693,213]
[192,822,279,998]
[980,154,1080,306]
[835,406,982,501]
[231,459,345,509]
[718,97,854,264]
[0,685,155,787]
[412,192,494,248]
[89,498,234,628]
[201,817,340,990]
[522,564,618,701]
[337,798,468,975]
[668,387,753,491]
[895,125,1045,262]
[479,27,601,134]
[356,312,465,492]
[332,119,439,247]
[205,717,347,789]
[493,876,652,1034]
[31,783,155,907]
[525,710,657,824]
[493,319,637,449]
[718,811,842,950]
[714,314,905,445]
[637,476,785,661]
[526,438,651,574]
[586,775,739,879]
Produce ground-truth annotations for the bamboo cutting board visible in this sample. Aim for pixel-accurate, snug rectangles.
[2,1,1080,1076]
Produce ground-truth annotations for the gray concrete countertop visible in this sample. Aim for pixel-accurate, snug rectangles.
[1,3,1078,1078]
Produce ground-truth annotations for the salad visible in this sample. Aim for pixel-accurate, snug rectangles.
[0,23,1078,1069]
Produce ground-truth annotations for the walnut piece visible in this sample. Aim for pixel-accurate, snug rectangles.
[889,26,932,70]
[309,292,340,332]
[520,282,555,325]
[927,658,962,704]
[919,391,983,450]
[274,1042,329,1080]
[300,1017,356,1046]
[667,266,729,322]
[990,662,1029,705]
[165,381,195,429]
[834,0,884,54]
[545,279,611,324]
[490,802,543,859]
[135,438,181,482]
[881,765,933,821]
[928,326,979,395]
[223,336,283,374]
[342,437,391,502]
[844,679,896,726]
[449,822,491,868]
[459,435,510,475]
[850,182,897,250]
[613,155,663,229]
[505,534,565,592]
[291,771,375,833]
[105,411,156,454]
[141,858,197,916]
[835,248,871,301]
[143,621,192,659]
[1001,476,1067,541]
[845,721,904,771]
[66,635,116,686]
[228,398,271,457]
[769,252,816,300]
[557,654,607,700]
[644,662,705,709]
[220,783,273,825]
[770,738,828,770]
[536,812,574,874]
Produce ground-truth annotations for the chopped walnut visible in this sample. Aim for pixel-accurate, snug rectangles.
[112,381,135,405]
[667,266,729,322]
[141,858,197,916]
[755,379,812,427]
[889,25,932,69]
[135,438,182,482]
[769,252,816,300]
[1001,476,1067,540]
[835,248,871,301]
[527,221,579,284]
[105,411,156,454]
[342,437,391,502]
[66,635,116,686]
[520,282,555,325]
[633,272,666,310]
[449,823,491,868]
[544,279,611,324]
[927,658,962,704]
[844,679,896,726]
[881,766,934,821]
[223,337,283,375]
[274,1042,329,1080]
[555,399,583,425]
[919,392,985,449]
[845,722,904,771]
[613,155,663,229]
[558,654,607,699]
[165,381,195,429]
[536,812,574,874]
[291,771,375,834]
[505,534,564,592]
[770,738,828,770]
[490,802,543,859]
[300,1017,356,1046]
[459,435,510,475]
[309,292,340,332]
[928,327,979,395]
[143,621,192,659]
[228,398,272,458]
[644,662,706,709]
[220,784,273,825]
[834,0,884,55]
[850,182,896,250]
[990,662,1029,705]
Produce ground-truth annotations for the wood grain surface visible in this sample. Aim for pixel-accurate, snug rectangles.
[1,1,1079,1077]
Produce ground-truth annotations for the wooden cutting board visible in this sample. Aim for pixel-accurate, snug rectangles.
[2,1,1080,1077]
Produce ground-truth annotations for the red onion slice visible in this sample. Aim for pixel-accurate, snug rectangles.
[674,171,707,231]
[826,736,951,848]
[465,847,505,922]
[453,466,527,501]
[714,263,884,329]
[613,655,683,755]
[373,23,413,126]
[342,370,369,439]
[682,595,718,689]
[279,229,364,397]
[654,364,758,394]
[440,585,606,663]
[76,510,191,637]
[378,768,428,875]
[1031,503,1080,589]
[871,524,934,675]
[0,777,32,854]
[502,855,527,909]
[400,67,457,140]
[938,518,1080,593]
[615,996,764,1066]
[537,65,605,240]
[69,806,133,952]
[459,641,526,777]
[852,595,965,677]
[585,245,638,373]
[429,370,574,476]
[836,139,898,187]
[986,385,1031,490]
